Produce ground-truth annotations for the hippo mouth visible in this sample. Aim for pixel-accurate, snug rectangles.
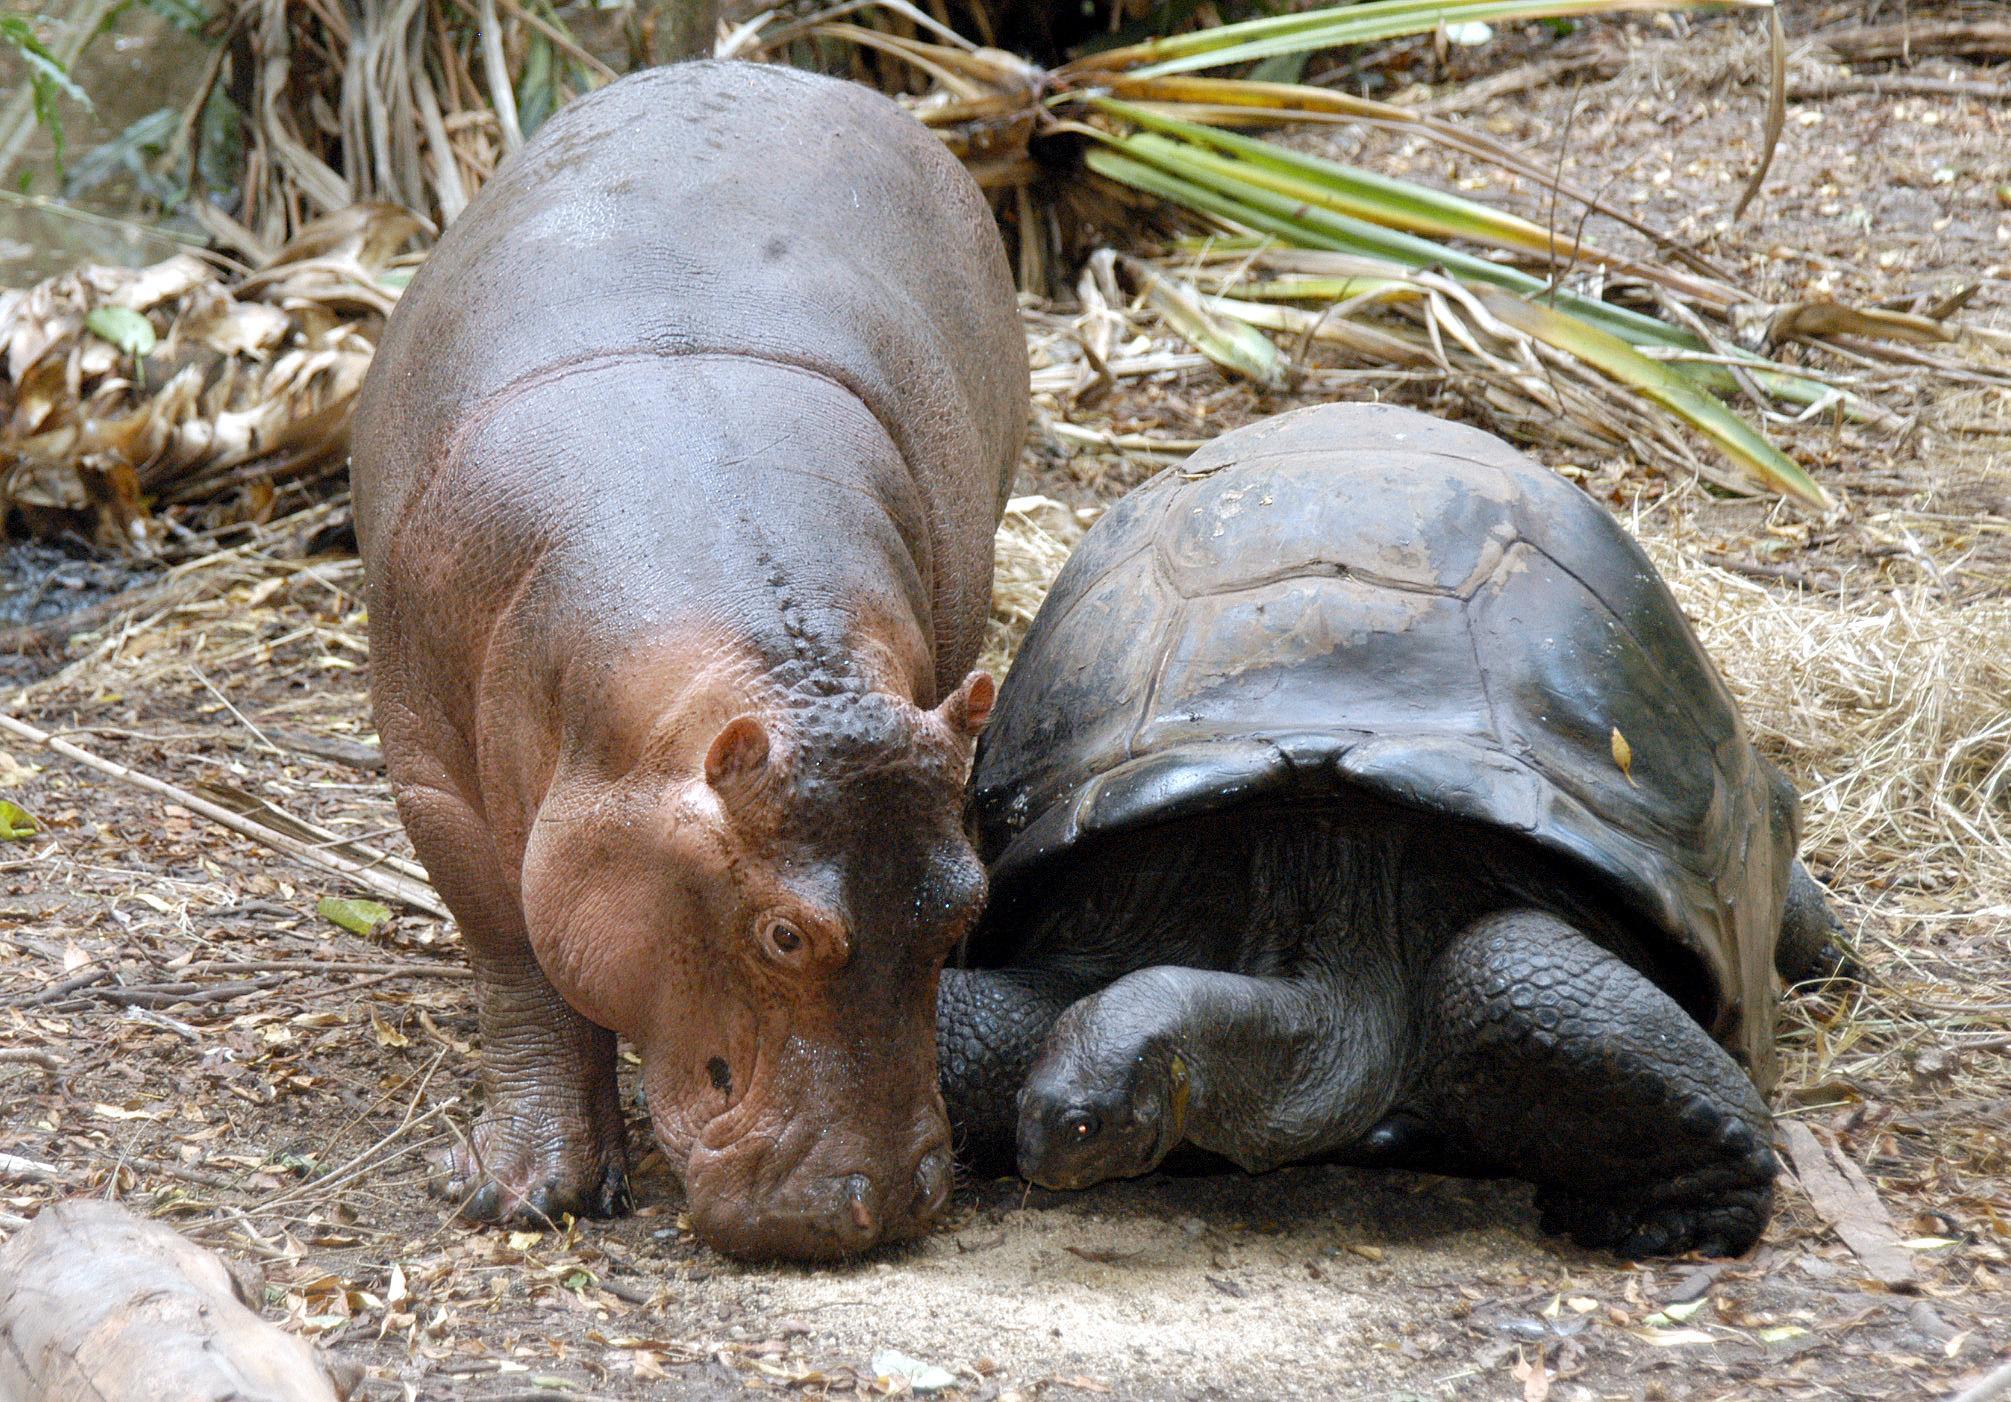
[642,1055,953,1262]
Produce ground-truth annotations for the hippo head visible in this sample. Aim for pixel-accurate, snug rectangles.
[521,672,993,1260]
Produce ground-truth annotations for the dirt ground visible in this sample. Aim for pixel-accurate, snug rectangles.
[4,6,2010,1399]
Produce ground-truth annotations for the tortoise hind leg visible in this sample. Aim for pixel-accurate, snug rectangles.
[1414,910,1776,1258]
[1778,861,1858,985]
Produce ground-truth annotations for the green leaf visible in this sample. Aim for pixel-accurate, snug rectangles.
[1,14,92,176]
[1097,126,1694,348]
[317,896,394,937]
[517,32,557,139]
[1100,99,1605,268]
[140,0,211,34]
[1475,287,1833,508]
[0,17,90,106]
[84,305,157,358]
[65,108,182,203]
[1090,134,1853,418]
[197,90,245,202]
[1245,51,1310,84]
[1095,0,1763,78]
[0,798,40,841]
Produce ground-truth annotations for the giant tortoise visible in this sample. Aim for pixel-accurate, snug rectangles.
[936,402,1847,1258]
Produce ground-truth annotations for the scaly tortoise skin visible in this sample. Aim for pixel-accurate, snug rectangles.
[937,402,1846,1258]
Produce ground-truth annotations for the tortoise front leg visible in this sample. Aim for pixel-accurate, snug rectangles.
[1415,909,1777,1258]
[1012,965,1411,1189]
[936,966,1095,1171]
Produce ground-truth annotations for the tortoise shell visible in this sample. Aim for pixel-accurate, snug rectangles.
[969,403,1797,1090]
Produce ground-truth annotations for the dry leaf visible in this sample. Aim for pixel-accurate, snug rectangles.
[1610,727,1635,784]
[1513,1349,1551,1402]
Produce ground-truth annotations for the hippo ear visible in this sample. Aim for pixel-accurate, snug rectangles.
[704,715,771,791]
[939,671,995,739]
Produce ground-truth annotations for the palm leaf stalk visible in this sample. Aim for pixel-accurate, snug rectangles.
[760,0,2002,508]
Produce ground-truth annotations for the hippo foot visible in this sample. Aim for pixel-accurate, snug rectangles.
[433,1115,631,1226]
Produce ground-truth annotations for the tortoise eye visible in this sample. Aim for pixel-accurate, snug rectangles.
[763,918,805,959]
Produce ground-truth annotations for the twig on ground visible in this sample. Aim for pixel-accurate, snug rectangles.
[1788,75,2011,101]
[8,969,113,1008]
[187,957,469,980]
[1821,20,2011,65]
[0,1049,65,1070]
[0,713,447,917]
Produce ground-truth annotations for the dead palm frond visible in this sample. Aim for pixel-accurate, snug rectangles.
[0,203,422,550]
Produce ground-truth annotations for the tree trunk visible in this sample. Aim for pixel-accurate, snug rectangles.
[0,1200,355,1401]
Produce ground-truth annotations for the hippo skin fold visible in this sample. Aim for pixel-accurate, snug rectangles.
[350,61,1026,1261]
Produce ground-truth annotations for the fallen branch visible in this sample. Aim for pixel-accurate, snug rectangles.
[7,968,113,1009]
[0,713,447,918]
[80,975,290,1010]
[0,1048,66,1069]
[0,1200,356,1400]
[263,727,387,773]
[1789,74,2011,102]
[188,957,470,980]
[1821,20,2011,65]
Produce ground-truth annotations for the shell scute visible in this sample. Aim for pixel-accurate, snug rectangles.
[1133,579,1489,761]
[1159,452,1519,600]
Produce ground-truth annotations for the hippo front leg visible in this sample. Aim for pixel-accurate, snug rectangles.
[1013,966,1410,1190]
[396,783,629,1225]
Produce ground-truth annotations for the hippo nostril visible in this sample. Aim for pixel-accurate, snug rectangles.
[913,1148,951,1217]
[841,1173,876,1237]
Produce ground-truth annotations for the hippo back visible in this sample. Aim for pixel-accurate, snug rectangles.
[970,403,1795,1091]
[353,61,1024,680]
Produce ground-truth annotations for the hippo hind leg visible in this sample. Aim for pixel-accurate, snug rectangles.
[395,781,630,1225]
[1413,910,1776,1259]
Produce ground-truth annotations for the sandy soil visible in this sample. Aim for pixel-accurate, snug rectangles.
[3,6,2009,1399]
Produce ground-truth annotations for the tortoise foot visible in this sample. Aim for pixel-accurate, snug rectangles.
[1537,1159,1774,1259]
[432,1110,631,1226]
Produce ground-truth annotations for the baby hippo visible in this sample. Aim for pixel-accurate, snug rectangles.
[352,62,1025,1260]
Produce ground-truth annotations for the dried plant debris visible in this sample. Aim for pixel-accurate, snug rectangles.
[1,203,422,551]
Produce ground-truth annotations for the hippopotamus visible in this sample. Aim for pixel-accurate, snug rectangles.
[936,404,1849,1258]
[350,61,1026,1260]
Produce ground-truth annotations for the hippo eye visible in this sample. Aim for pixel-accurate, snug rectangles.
[763,918,805,959]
